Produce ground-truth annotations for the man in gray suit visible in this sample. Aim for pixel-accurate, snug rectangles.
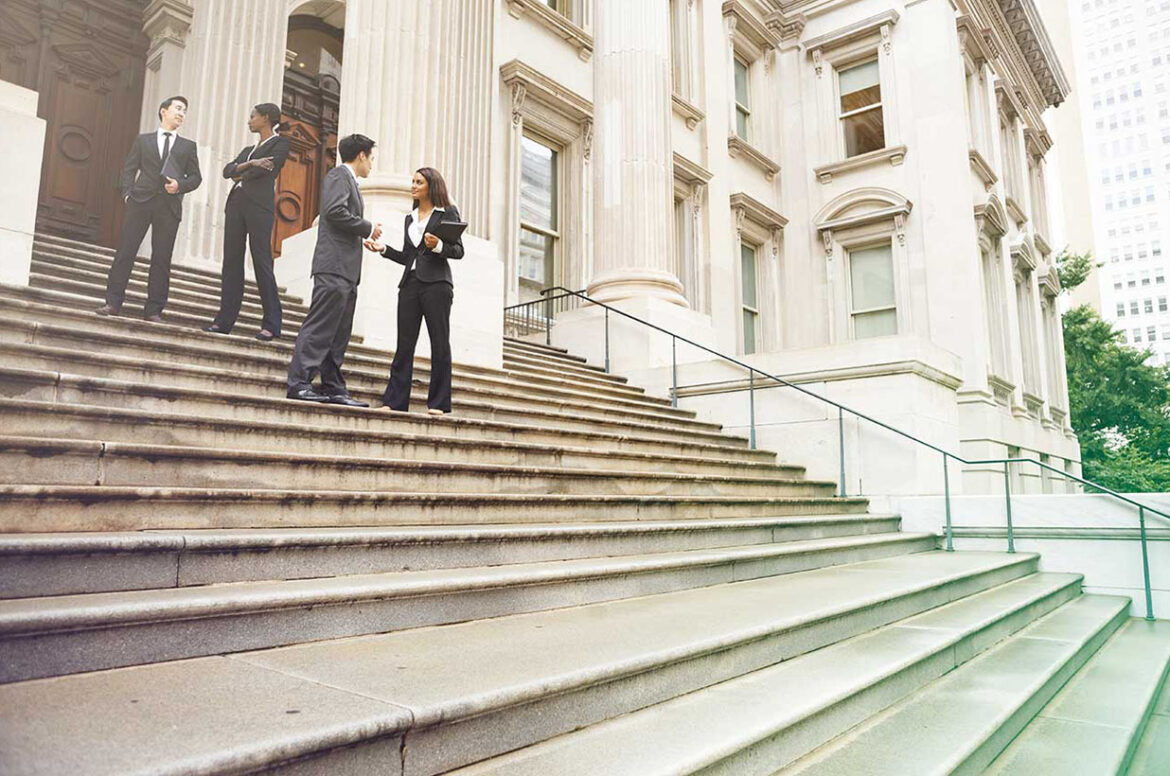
[286,134,383,405]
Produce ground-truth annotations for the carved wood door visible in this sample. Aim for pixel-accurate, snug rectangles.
[274,71,339,257]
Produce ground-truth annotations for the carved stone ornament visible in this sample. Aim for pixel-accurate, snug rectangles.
[822,229,834,256]
[510,83,527,127]
[582,119,594,161]
[812,48,823,77]
[881,23,892,54]
[734,206,746,235]
[894,213,906,245]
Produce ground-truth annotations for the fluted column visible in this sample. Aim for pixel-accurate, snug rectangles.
[586,0,686,306]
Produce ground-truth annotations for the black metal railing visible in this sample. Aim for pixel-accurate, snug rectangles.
[503,286,1165,620]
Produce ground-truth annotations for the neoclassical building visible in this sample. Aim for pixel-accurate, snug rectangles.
[0,0,1081,497]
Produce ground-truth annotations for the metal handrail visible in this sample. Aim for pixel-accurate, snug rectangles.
[505,286,1164,620]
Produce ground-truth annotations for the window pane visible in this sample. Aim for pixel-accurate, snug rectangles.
[849,244,895,311]
[736,108,749,139]
[743,309,757,354]
[520,136,557,230]
[842,108,885,157]
[734,59,749,107]
[519,227,552,284]
[839,60,880,112]
[741,244,757,308]
[854,309,897,339]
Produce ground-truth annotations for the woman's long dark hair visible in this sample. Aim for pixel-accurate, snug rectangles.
[412,167,453,210]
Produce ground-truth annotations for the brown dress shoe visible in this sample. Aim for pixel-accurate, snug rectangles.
[94,305,119,316]
[144,314,164,323]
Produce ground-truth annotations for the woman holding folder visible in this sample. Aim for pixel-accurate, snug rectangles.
[364,167,466,415]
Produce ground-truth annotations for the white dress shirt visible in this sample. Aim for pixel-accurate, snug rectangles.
[156,127,177,160]
[339,162,374,239]
[409,206,444,253]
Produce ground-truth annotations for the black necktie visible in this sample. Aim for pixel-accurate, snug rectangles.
[161,132,172,168]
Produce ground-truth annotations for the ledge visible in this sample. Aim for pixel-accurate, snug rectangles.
[988,373,1016,403]
[730,191,787,231]
[968,148,998,191]
[1033,231,1052,257]
[672,93,705,131]
[506,0,593,61]
[1005,195,1028,226]
[727,135,780,181]
[673,152,713,186]
[814,145,906,184]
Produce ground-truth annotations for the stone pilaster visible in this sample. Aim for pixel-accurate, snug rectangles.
[586,0,686,306]
[140,0,194,132]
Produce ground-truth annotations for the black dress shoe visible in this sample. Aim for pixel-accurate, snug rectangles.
[328,394,369,408]
[255,330,278,342]
[287,387,331,403]
[203,324,226,334]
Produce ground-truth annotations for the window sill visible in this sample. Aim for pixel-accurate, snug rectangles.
[727,134,780,181]
[1005,195,1028,227]
[672,93,705,130]
[968,148,998,191]
[814,144,906,184]
[506,0,593,61]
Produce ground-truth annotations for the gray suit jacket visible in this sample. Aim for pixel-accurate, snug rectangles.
[311,164,373,285]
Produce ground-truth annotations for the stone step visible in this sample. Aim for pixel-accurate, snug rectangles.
[985,617,1170,775]
[779,594,1131,776]
[0,367,755,453]
[501,349,629,386]
[0,551,1043,776]
[1131,665,1170,775]
[503,335,579,360]
[32,233,292,296]
[30,247,304,308]
[449,570,1080,776]
[0,514,900,598]
[0,435,835,498]
[0,532,936,683]
[0,481,870,532]
[0,402,794,488]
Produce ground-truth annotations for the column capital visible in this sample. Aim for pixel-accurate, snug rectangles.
[143,0,194,56]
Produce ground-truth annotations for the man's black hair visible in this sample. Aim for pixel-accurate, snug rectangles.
[338,133,376,163]
[158,95,188,122]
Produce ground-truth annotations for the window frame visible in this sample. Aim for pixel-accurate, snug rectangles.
[835,57,886,159]
[845,239,899,340]
[517,130,564,296]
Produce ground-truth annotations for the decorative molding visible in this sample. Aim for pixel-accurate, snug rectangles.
[143,0,194,54]
[727,135,780,181]
[974,195,1009,237]
[822,229,834,257]
[673,152,713,186]
[815,187,913,248]
[968,148,998,191]
[814,144,907,184]
[1038,265,1061,297]
[672,93,705,131]
[721,0,779,56]
[767,11,806,43]
[996,0,1071,107]
[1005,195,1028,227]
[730,191,788,232]
[812,48,824,77]
[805,9,900,64]
[506,0,594,61]
[1024,126,1053,158]
[51,43,120,79]
[1010,237,1037,271]
[582,119,594,161]
[500,59,592,124]
[956,16,993,67]
[509,82,527,127]
[1033,231,1052,258]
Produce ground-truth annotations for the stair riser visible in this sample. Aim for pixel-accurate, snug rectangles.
[699,580,1087,776]
[0,492,870,532]
[0,399,775,468]
[0,537,934,683]
[502,355,627,387]
[1,370,742,448]
[0,444,832,498]
[503,338,585,363]
[1,518,903,598]
[400,558,1049,776]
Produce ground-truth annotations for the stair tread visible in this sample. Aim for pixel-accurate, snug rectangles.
[778,594,1131,775]
[0,551,1035,776]
[449,571,1080,776]
[985,617,1170,775]
[1131,668,1170,775]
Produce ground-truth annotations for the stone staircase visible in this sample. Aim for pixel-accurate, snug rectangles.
[0,234,1167,775]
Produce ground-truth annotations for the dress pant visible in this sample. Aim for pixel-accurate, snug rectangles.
[212,191,282,335]
[383,273,453,412]
[105,196,180,317]
[286,272,358,396]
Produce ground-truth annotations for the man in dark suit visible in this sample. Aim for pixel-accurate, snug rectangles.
[205,102,290,341]
[285,133,383,406]
[96,95,202,322]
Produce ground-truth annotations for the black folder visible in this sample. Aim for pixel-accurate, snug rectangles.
[161,153,184,183]
[432,220,468,244]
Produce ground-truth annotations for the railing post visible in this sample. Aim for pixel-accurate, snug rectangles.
[671,335,678,408]
[838,407,846,498]
[1139,506,1155,621]
[748,369,756,450]
[1003,462,1015,554]
[544,293,552,346]
[604,308,610,373]
[942,453,954,552]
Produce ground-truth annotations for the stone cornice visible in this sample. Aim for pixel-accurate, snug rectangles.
[803,9,899,55]
[674,153,714,186]
[143,0,194,54]
[672,93,705,131]
[730,191,788,231]
[996,0,1070,108]
[969,148,998,191]
[722,0,780,53]
[813,144,907,184]
[727,135,781,181]
[674,358,965,396]
[506,0,593,61]
[500,59,593,124]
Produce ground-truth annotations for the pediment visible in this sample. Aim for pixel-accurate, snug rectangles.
[0,8,36,48]
[814,187,912,232]
[52,43,120,78]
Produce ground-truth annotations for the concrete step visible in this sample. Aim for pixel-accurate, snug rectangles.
[501,351,631,388]
[0,435,836,498]
[985,617,1170,775]
[449,570,1081,776]
[779,594,1131,776]
[0,551,1041,775]
[0,532,936,683]
[0,514,901,598]
[32,233,292,297]
[0,366,756,454]
[503,335,580,361]
[1131,664,1170,775]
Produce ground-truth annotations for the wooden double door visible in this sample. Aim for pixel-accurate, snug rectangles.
[274,70,340,257]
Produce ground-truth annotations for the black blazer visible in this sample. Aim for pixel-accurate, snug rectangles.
[120,132,202,219]
[223,134,290,214]
[381,206,465,288]
[310,164,373,285]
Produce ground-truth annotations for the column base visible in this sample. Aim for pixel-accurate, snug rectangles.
[359,173,416,220]
[586,268,689,308]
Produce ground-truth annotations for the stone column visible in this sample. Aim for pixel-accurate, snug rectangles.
[586,0,686,306]
[139,0,195,132]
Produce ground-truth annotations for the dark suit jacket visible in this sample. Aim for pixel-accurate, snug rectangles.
[223,134,290,213]
[381,206,465,288]
[311,164,373,285]
[120,131,202,220]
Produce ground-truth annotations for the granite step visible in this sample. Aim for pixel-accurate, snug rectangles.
[449,570,1080,776]
[1131,664,1170,775]
[503,336,579,360]
[779,594,1131,776]
[985,617,1170,775]
[0,532,936,683]
[0,551,1039,776]
[0,514,900,598]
